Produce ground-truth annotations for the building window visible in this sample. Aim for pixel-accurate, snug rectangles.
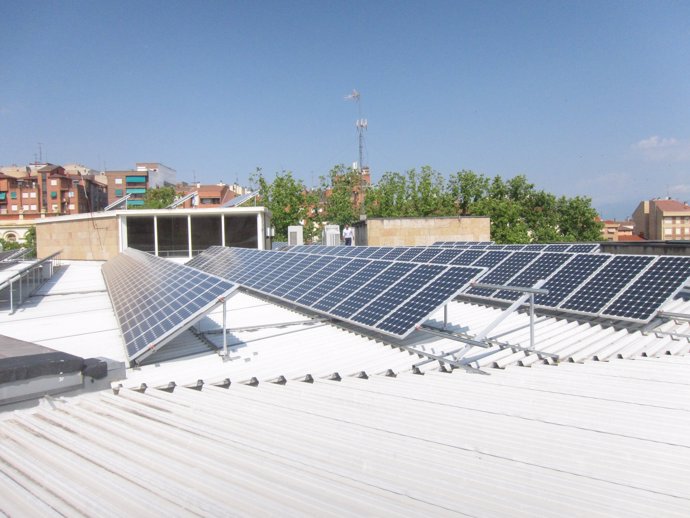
[69,204,75,210]
[30,192,36,198]
[50,179,57,186]
[30,204,37,211]
[10,192,17,199]
[115,178,123,184]
[115,189,123,196]
[665,228,672,235]
[23,204,30,211]
[50,192,57,199]
[68,191,74,198]
[22,192,29,199]
[11,204,17,211]
[52,204,58,211]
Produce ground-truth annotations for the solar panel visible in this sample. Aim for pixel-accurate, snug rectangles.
[523,244,548,252]
[412,248,445,263]
[103,248,237,364]
[297,258,368,306]
[472,250,510,268]
[190,247,485,339]
[396,248,427,261]
[283,257,351,301]
[534,253,610,308]
[466,252,538,297]
[494,253,571,300]
[503,244,525,251]
[559,255,654,314]
[376,266,482,335]
[331,262,417,318]
[380,247,410,260]
[428,248,466,264]
[544,244,570,252]
[601,256,690,322]
[568,243,600,253]
[450,249,486,265]
[351,264,445,325]
[221,191,258,207]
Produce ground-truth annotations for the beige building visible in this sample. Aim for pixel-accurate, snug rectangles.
[632,199,690,240]
[600,219,635,241]
[353,216,491,246]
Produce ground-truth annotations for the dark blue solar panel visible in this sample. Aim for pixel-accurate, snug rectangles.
[472,250,510,268]
[486,244,505,250]
[494,253,571,300]
[297,258,369,306]
[523,244,548,252]
[253,254,312,291]
[380,247,410,260]
[503,244,525,251]
[535,253,610,307]
[331,262,416,318]
[376,266,484,336]
[466,252,538,297]
[356,247,383,258]
[450,250,486,265]
[283,257,351,301]
[351,264,444,326]
[368,247,395,259]
[312,261,389,311]
[544,244,570,252]
[568,244,600,253]
[412,248,445,263]
[560,255,654,314]
[601,256,690,321]
[270,255,326,297]
[103,248,236,364]
[428,248,466,264]
[397,248,426,261]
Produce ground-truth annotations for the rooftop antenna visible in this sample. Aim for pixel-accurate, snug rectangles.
[344,89,367,173]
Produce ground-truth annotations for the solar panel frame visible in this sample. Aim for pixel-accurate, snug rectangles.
[558,254,655,316]
[600,256,690,322]
[103,248,237,364]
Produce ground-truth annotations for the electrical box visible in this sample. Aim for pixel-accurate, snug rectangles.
[288,225,304,246]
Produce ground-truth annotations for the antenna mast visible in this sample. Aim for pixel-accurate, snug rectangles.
[345,90,367,172]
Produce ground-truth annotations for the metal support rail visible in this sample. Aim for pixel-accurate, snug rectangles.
[472,280,548,350]
[417,323,559,362]
[1,250,62,314]
[393,342,489,375]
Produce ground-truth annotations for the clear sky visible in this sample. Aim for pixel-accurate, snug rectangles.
[2,0,689,219]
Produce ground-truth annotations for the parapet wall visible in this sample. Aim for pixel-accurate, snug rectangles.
[358,216,491,246]
[36,215,120,260]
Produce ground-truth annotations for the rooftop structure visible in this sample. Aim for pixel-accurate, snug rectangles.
[2,242,690,515]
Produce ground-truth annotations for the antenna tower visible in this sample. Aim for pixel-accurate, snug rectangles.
[345,90,367,172]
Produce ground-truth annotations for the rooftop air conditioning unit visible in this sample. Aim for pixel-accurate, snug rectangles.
[288,225,304,246]
[323,224,340,246]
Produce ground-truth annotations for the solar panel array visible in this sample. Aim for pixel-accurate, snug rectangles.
[102,248,238,364]
[281,244,690,324]
[188,246,485,339]
[431,241,600,253]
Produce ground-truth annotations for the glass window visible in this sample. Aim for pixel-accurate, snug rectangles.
[191,216,222,254]
[225,215,258,248]
[115,178,123,184]
[10,192,16,199]
[126,217,155,253]
[115,189,123,196]
[50,192,57,199]
[157,216,189,257]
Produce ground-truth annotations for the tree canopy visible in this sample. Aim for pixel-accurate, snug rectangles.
[253,165,603,244]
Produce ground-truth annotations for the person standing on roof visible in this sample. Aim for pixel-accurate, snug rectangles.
[342,224,354,246]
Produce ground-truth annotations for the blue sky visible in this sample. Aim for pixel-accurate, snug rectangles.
[2,1,689,219]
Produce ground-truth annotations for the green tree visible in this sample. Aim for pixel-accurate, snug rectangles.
[321,165,360,227]
[447,170,490,215]
[364,171,408,217]
[557,195,603,241]
[251,169,313,241]
[23,226,36,257]
[142,186,177,209]
[405,166,451,216]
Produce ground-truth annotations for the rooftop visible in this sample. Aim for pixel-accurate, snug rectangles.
[1,248,690,515]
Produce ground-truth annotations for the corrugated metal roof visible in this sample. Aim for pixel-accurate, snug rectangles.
[2,360,690,516]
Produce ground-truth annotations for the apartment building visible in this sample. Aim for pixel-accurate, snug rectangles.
[632,198,690,240]
[0,164,106,220]
[104,163,177,208]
